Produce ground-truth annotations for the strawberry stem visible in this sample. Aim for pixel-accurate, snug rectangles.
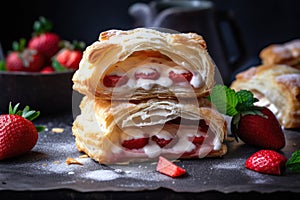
[8,102,45,132]
[0,60,6,71]
[11,38,27,52]
[59,40,86,51]
[32,16,53,36]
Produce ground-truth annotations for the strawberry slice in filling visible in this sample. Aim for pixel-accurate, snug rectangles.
[152,135,173,148]
[103,74,129,87]
[118,118,219,160]
[168,69,193,83]
[121,137,149,150]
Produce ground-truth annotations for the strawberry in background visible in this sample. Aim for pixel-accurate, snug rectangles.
[28,16,61,62]
[5,38,45,72]
[52,40,85,71]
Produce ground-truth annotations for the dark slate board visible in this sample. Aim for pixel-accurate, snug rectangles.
[0,112,299,193]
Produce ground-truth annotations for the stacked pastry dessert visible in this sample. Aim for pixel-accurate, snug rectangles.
[231,39,300,129]
[72,28,227,164]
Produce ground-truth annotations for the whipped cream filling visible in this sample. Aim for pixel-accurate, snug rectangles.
[103,57,203,91]
[118,124,221,158]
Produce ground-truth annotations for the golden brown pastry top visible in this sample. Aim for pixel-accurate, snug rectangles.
[259,39,300,69]
[72,28,216,100]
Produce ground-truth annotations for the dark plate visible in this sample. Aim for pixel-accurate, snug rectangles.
[0,71,75,114]
[0,113,299,194]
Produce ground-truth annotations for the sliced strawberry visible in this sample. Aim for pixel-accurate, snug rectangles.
[152,136,173,148]
[190,136,205,145]
[168,71,193,83]
[245,150,287,175]
[156,156,186,178]
[135,68,160,80]
[103,74,129,87]
[121,137,149,150]
[199,119,209,132]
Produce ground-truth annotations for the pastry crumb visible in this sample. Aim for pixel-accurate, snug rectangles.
[53,160,60,164]
[292,143,297,147]
[66,157,83,165]
[225,136,235,142]
[79,154,88,158]
[52,128,64,133]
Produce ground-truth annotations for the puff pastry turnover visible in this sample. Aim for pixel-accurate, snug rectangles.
[230,64,300,129]
[72,28,216,100]
[72,97,227,164]
[259,39,300,69]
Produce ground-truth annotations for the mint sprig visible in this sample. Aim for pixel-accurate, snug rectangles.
[286,149,300,173]
[208,84,265,141]
[208,84,260,116]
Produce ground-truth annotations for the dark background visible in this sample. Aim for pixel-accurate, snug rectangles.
[1,0,300,78]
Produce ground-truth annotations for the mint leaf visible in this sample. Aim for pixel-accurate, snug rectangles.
[208,84,239,116]
[236,90,259,112]
[286,149,300,173]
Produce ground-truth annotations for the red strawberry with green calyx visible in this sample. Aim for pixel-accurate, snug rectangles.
[5,38,45,72]
[52,40,85,71]
[208,84,285,150]
[28,16,61,60]
[0,102,45,160]
[245,150,287,175]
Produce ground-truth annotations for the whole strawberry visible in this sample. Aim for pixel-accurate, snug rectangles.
[0,103,45,160]
[52,40,85,71]
[209,85,285,150]
[245,150,287,175]
[6,38,45,72]
[28,16,61,61]
[237,107,285,149]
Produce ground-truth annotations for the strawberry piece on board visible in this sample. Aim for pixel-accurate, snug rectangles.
[245,150,287,175]
[156,156,186,178]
